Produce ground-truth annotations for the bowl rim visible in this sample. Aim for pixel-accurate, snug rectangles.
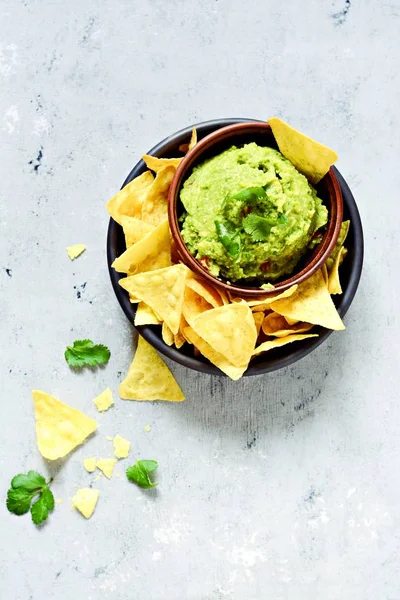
[107,118,364,377]
[168,121,343,297]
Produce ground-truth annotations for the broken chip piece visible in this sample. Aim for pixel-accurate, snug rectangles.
[66,244,86,260]
[93,387,114,412]
[32,390,97,460]
[72,488,99,519]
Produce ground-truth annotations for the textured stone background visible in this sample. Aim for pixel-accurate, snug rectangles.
[1,1,399,598]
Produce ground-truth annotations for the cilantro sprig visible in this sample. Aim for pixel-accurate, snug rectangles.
[6,471,54,525]
[126,460,158,489]
[65,339,111,369]
[215,221,241,261]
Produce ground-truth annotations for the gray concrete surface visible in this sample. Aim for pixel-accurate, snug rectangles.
[0,1,399,598]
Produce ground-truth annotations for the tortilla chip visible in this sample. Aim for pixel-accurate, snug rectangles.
[321,263,328,285]
[182,286,213,327]
[253,333,319,356]
[134,302,161,326]
[93,387,114,412]
[96,458,116,479]
[183,326,247,380]
[269,117,338,184]
[191,304,257,368]
[66,244,86,260]
[106,171,154,225]
[250,285,298,311]
[284,316,299,326]
[112,219,171,275]
[185,278,223,308]
[141,165,175,226]
[174,329,186,349]
[162,322,174,346]
[120,216,154,248]
[32,390,97,460]
[72,488,99,519]
[179,128,197,153]
[270,270,345,330]
[119,264,188,334]
[326,220,350,270]
[328,246,345,295]
[142,154,182,173]
[119,335,185,401]
[262,312,314,337]
[253,311,264,336]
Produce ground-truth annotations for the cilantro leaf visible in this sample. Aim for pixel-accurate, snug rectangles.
[41,487,55,511]
[30,490,54,525]
[215,221,241,261]
[6,471,54,525]
[126,460,158,489]
[243,213,277,242]
[65,339,111,368]
[231,186,267,204]
[11,470,46,492]
[6,488,34,515]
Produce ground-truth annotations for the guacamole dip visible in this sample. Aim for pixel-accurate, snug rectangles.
[180,143,328,282]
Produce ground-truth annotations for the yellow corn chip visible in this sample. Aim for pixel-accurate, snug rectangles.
[112,219,171,275]
[191,304,257,368]
[321,263,328,285]
[119,264,188,334]
[262,312,314,337]
[253,333,319,356]
[269,117,338,184]
[93,387,114,412]
[253,311,264,337]
[183,326,247,380]
[179,128,197,153]
[162,322,174,346]
[83,457,97,473]
[328,246,345,295]
[106,171,154,225]
[250,285,298,312]
[326,220,350,271]
[32,390,97,460]
[141,165,175,226]
[119,335,184,401]
[66,244,86,260]
[174,329,186,349]
[72,488,99,519]
[113,435,131,459]
[120,216,154,248]
[284,316,298,326]
[134,302,161,326]
[182,286,213,327]
[185,278,223,308]
[96,458,116,479]
[142,154,182,173]
[270,270,345,330]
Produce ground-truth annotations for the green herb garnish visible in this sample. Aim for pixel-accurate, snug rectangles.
[126,460,158,489]
[65,339,111,368]
[215,221,241,261]
[243,213,277,242]
[6,471,54,525]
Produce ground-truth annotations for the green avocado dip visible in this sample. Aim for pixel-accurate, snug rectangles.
[180,142,328,283]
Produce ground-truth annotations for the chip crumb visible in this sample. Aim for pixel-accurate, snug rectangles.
[113,434,131,459]
[93,473,102,481]
[66,244,86,260]
[144,424,151,432]
[72,488,99,519]
[55,498,63,505]
[106,435,113,441]
[83,457,97,473]
[96,458,117,479]
[93,387,114,412]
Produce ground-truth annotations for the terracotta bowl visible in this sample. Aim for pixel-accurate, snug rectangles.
[168,122,343,297]
[107,118,363,376]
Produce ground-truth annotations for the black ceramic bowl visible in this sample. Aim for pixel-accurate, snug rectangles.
[107,118,364,377]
